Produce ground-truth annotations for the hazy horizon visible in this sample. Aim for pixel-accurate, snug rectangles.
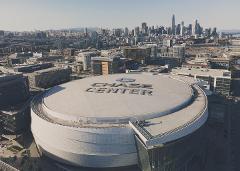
[0,0,240,31]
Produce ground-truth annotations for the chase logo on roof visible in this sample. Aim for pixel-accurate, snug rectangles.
[85,78,153,96]
[116,78,136,83]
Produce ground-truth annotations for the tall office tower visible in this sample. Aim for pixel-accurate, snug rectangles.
[142,22,147,30]
[142,22,148,35]
[134,27,140,37]
[192,19,198,36]
[181,21,185,36]
[131,29,135,36]
[172,14,176,35]
[167,27,172,35]
[176,24,181,35]
[212,27,218,37]
[204,28,211,37]
[194,20,203,36]
[188,24,192,35]
[113,29,122,37]
[0,30,4,37]
[124,27,129,36]
[84,28,88,36]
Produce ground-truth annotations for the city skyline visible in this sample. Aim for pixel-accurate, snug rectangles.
[1,2,240,171]
[0,0,240,31]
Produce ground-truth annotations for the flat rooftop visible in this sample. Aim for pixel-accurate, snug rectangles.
[91,56,114,62]
[172,67,231,78]
[0,100,30,115]
[30,67,67,74]
[130,77,208,147]
[0,72,23,83]
[38,73,195,124]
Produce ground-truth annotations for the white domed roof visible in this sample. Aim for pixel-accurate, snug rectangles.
[42,74,193,123]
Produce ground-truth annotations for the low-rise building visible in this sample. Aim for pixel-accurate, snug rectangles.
[231,65,240,96]
[209,58,230,69]
[0,72,30,134]
[63,48,75,57]
[173,45,186,61]
[230,39,240,46]
[27,67,71,89]
[13,63,53,73]
[75,51,100,70]
[0,73,29,107]
[172,67,232,96]
[36,55,64,62]
[0,101,30,134]
[148,56,182,69]
[7,52,33,66]
[158,45,185,61]
[91,56,124,75]
[123,47,151,64]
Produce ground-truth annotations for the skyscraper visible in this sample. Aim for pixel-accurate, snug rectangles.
[172,14,176,35]
[142,22,147,30]
[176,24,181,35]
[192,19,199,36]
[141,22,148,35]
[134,27,140,37]
[181,21,185,36]
[188,24,192,35]
[84,27,88,36]
[124,27,129,36]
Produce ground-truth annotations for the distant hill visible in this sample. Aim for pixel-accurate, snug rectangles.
[67,27,99,32]
[44,27,100,32]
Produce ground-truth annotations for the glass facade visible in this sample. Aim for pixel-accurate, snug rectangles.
[135,124,207,171]
[0,106,30,134]
[0,76,29,107]
[215,78,231,96]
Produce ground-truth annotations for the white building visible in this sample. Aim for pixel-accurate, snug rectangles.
[75,51,99,70]
[172,67,232,96]
[31,73,208,169]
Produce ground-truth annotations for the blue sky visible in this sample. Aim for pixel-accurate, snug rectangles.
[0,0,239,31]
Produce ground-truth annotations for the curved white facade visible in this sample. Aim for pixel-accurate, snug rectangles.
[31,111,137,167]
[31,74,208,168]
